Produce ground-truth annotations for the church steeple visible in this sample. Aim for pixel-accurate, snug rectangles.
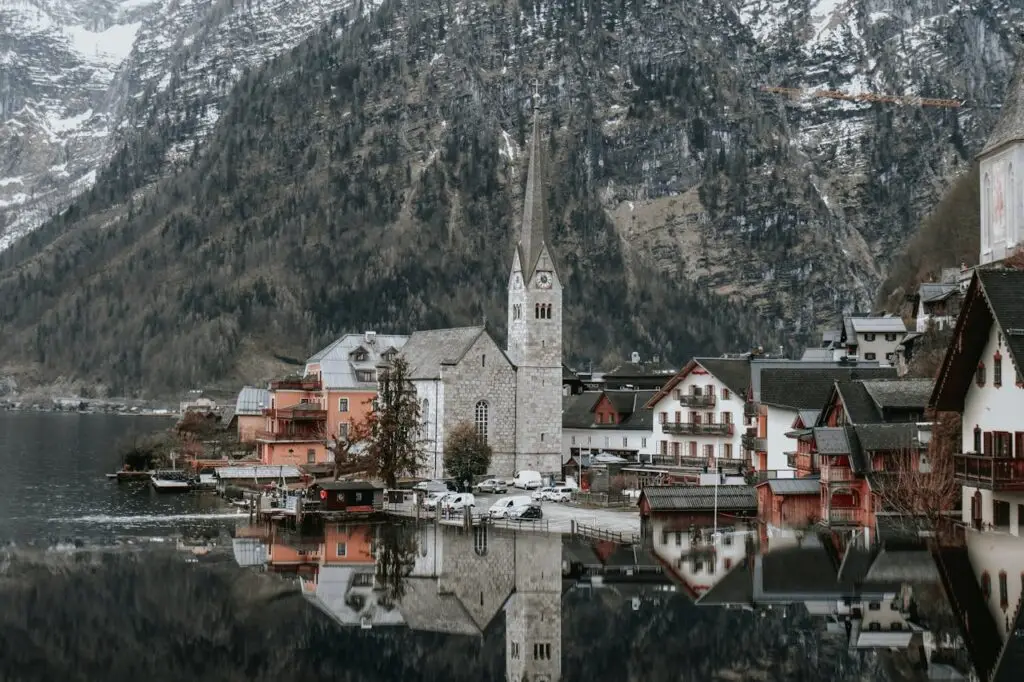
[519,86,546,279]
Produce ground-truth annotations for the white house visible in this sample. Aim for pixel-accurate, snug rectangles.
[913,281,962,333]
[838,315,908,365]
[562,389,655,462]
[644,358,750,466]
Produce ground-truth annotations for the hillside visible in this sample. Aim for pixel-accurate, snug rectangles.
[0,0,1020,395]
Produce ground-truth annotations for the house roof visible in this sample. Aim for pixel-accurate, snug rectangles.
[796,410,819,428]
[855,423,920,452]
[917,282,959,304]
[235,386,269,416]
[306,333,409,389]
[758,367,897,410]
[981,60,1024,156]
[932,269,1024,411]
[214,465,303,480]
[399,327,489,379]
[849,316,907,334]
[315,480,380,491]
[758,477,821,495]
[645,357,750,408]
[812,427,851,455]
[639,485,758,512]
[832,381,882,424]
[562,390,655,431]
[861,378,934,411]
[800,348,834,361]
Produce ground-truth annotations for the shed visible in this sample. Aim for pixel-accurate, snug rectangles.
[310,480,384,513]
[637,485,758,541]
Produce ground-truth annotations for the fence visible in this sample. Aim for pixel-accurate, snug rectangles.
[573,491,633,508]
[573,521,640,546]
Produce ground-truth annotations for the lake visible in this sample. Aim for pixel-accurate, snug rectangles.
[0,413,972,681]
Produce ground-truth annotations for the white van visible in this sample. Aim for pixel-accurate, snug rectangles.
[488,495,533,518]
[512,470,543,490]
[443,493,476,512]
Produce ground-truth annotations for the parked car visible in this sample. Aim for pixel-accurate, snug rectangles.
[512,470,543,490]
[488,495,534,519]
[421,492,450,511]
[544,486,575,503]
[474,478,508,494]
[413,480,449,494]
[443,493,476,512]
[532,486,555,501]
[512,503,543,520]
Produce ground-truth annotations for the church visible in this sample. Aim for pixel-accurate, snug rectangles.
[978,60,1024,267]
[398,99,564,481]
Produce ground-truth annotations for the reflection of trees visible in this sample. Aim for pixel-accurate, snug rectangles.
[375,522,416,605]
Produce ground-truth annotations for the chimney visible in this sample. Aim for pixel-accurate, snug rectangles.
[364,331,377,344]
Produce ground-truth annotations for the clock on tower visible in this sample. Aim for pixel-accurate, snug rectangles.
[535,271,553,289]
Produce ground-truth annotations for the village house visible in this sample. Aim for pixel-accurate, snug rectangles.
[303,331,409,440]
[836,315,908,365]
[910,278,964,333]
[747,363,896,475]
[561,389,655,463]
[644,358,750,468]
[638,484,758,597]
[394,101,564,481]
[233,386,269,443]
[255,375,329,466]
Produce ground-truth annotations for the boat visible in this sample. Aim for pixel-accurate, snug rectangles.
[107,469,153,483]
[150,470,192,493]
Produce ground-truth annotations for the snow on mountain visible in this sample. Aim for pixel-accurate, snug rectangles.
[0,0,368,250]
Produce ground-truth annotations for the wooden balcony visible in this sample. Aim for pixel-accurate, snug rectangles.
[662,422,734,436]
[744,402,759,418]
[953,453,1024,491]
[786,452,818,473]
[828,508,861,525]
[262,406,327,421]
[256,430,323,443]
[676,392,716,408]
[742,434,766,451]
[821,464,855,484]
[269,377,323,391]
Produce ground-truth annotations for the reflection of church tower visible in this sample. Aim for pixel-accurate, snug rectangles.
[505,533,562,682]
[507,89,563,477]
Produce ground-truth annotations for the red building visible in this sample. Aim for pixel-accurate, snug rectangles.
[256,376,330,466]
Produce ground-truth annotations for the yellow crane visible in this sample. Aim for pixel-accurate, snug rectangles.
[761,85,963,108]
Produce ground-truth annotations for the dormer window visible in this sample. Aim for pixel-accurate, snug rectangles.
[976,362,986,387]
[994,352,1003,387]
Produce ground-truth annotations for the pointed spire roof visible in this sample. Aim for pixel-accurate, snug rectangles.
[982,58,1024,156]
[518,86,547,277]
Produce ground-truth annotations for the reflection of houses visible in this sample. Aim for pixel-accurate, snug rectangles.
[562,389,655,463]
[561,539,677,607]
[698,534,972,678]
[638,485,757,597]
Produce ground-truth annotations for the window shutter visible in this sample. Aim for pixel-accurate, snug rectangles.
[984,432,994,456]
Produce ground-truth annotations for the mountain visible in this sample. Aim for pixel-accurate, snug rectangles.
[0,0,1020,395]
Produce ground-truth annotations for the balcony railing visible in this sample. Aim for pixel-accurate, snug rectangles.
[269,377,323,391]
[255,430,323,442]
[742,434,766,451]
[953,453,1024,491]
[828,508,860,525]
[821,464,855,483]
[744,402,759,418]
[262,406,327,421]
[676,392,716,408]
[662,422,734,436]
[785,451,818,472]
[649,454,748,471]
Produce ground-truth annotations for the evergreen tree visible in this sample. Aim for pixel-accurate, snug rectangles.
[363,357,423,487]
[443,421,493,491]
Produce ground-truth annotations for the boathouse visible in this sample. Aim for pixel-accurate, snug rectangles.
[310,481,384,513]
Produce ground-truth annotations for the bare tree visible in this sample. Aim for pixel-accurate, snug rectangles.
[321,418,370,481]
[363,356,424,488]
[873,411,962,544]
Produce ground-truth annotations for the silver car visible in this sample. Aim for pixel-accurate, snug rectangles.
[475,478,508,494]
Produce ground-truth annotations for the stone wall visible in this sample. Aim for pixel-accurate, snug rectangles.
[441,332,518,479]
[506,532,562,682]
[438,525,516,631]
[515,365,564,476]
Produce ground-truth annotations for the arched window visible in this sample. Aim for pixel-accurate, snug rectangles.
[981,571,992,600]
[545,303,552,319]
[475,400,489,442]
[535,303,541,319]
[421,398,430,436]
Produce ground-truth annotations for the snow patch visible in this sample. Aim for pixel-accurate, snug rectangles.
[63,22,142,66]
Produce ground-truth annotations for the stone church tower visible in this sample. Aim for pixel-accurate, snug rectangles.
[978,59,1024,267]
[505,533,562,682]
[506,95,563,477]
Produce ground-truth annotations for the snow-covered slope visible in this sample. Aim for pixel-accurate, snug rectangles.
[0,0,367,250]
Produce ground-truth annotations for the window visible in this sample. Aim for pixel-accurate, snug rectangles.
[307,449,316,464]
[705,411,714,424]
[482,354,486,367]
[356,370,376,382]
[692,556,703,573]
[339,422,349,439]
[884,333,898,341]
[864,333,876,342]
[674,411,681,423]
[703,444,714,458]
[622,437,628,448]
[512,304,520,320]
[571,435,576,445]
[692,385,702,396]
[994,352,1003,387]
[724,443,733,459]
[1000,571,1009,609]
[336,543,347,557]
[338,397,349,412]
[421,398,429,436]
[722,387,730,400]
[641,437,648,448]
[864,352,877,360]
[724,558,733,570]
[659,412,667,424]
[689,441,697,457]
[977,362,986,386]
[672,442,680,457]
[475,400,489,442]
[974,426,982,453]
[660,440,668,455]
[722,412,732,424]
[982,572,992,600]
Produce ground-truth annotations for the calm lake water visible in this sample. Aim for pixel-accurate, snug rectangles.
[0,414,970,681]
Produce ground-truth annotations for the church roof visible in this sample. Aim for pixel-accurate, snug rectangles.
[518,98,549,278]
[982,60,1024,156]
[400,326,487,380]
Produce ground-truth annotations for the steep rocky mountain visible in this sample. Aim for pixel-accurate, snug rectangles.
[0,0,1020,394]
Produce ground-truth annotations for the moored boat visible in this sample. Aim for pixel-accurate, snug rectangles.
[150,470,191,493]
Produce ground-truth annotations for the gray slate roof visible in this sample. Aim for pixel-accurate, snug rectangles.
[235,386,269,415]
[214,465,303,480]
[982,61,1024,155]
[400,327,487,379]
[640,485,758,512]
[760,477,821,495]
[855,423,920,452]
[833,381,882,424]
[759,367,897,409]
[306,333,409,389]
[849,315,907,334]
[695,357,750,396]
[861,378,934,410]
[917,282,959,304]
[796,410,819,427]
[812,427,851,455]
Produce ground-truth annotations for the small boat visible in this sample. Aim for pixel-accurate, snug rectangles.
[108,470,153,483]
[150,470,191,493]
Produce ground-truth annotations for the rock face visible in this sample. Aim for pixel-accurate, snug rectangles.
[0,0,1018,393]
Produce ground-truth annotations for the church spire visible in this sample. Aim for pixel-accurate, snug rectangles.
[519,84,546,278]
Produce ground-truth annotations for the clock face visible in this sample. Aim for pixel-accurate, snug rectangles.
[536,271,553,289]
